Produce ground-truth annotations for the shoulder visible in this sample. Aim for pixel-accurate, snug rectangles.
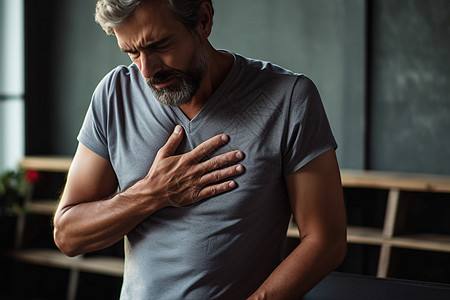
[90,64,148,111]
[94,64,143,94]
[239,54,321,108]
[232,52,313,95]
[234,52,298,80]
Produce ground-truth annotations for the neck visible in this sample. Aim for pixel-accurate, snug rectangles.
[179,46,233,120]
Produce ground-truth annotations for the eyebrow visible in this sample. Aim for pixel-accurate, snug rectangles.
[120,35,174,54]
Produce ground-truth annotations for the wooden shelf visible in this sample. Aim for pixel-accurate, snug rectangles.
[25,199,58,215]
[19,156,72,172]
[347,226,384,246]
[12,156,121,300]
[390,234,450,253]
[289,224,450,253]
[289,225,385,246]
[341,169,450,193]
[9,249,81,269]
[9,249,123,277]
[338,170,450,279]
[13,156,450,290]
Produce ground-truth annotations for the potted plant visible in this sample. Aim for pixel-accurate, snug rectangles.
[0,169,39,250]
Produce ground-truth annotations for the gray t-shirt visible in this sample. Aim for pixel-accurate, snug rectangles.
[78,52,337,299]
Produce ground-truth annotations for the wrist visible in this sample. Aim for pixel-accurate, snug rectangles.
[119,179,168,215]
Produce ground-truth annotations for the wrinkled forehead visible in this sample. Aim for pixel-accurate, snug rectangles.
[114,0,184,50]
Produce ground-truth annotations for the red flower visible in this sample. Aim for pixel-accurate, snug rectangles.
[25,170,40,183]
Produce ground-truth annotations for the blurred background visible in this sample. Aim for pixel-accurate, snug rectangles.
[1,0,450,299]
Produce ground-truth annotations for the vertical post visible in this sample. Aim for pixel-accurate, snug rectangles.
[382,188,400,237]
[377,188,400,277]
[67,267,81,300]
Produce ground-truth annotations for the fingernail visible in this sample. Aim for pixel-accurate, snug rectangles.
[228,181,236,188]
[236,165,243,172]
[221,134,229,142]
[236,151,244,159]
[174,125,182,134]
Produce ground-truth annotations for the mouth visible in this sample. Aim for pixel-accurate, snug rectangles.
[152,76,178,89]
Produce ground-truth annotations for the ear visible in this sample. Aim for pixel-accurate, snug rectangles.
[196,1,213,39]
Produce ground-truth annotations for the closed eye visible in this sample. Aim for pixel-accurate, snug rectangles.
[128,51,140,59]
[120,35,175,58]
[143,36,173,53]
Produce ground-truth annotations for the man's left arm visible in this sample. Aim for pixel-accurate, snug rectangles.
[248,149,347,300]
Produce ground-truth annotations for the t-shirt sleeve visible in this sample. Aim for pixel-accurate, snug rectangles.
[77,71,114,160]
[282,75,337,176]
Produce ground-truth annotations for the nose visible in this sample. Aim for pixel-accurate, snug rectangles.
[139,53,162,79]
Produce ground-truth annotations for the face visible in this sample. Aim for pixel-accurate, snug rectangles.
[145,34,208,107]
[114,0,209,106]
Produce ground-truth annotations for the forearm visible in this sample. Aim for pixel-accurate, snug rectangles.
[248,235,346,300]
[53,182,166,257]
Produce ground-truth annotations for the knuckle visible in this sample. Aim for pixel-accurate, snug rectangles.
[188,185,201,202]
[209,158,220,170]
[213,171,222,182]
[178,155,188,165]
[197,144,209,158]
[156,147,165,157]
[208,186,217,196]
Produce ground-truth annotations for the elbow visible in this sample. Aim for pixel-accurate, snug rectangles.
[334,238,347,269]
[53,220,82,257]
[318,231,347,271]
[329,232,347,271]
[54,230,80,257]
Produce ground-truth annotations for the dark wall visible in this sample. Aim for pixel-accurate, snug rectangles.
[210,0,366,170]
[25,0,56,155]
[369,0,450,174]
[25,0,128,156]
[25,0,450,175]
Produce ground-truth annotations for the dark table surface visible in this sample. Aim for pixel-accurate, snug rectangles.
[303,272,450,300]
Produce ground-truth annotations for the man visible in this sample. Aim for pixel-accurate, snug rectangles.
[53,0,347,299]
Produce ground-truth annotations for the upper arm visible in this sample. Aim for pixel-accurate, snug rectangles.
[285,149,346,242]
[58,143,118,211]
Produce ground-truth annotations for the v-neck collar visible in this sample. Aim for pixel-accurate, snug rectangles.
[170,51,241,134]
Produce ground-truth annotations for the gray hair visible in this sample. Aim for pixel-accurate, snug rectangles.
[95,0,214,35]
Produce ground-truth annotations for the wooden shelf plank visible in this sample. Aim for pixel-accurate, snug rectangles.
[347,226,385,245]
[25,199,58,215]
[341,169,450,193]
[19,156,72,172]
[288,225,386,246]
[286,223,300,239]
[9,249,82,269]
[18,157,450,192]
[9,249,124,277]
[390,234,450,253]
[80,256,124,277]
[288,225,450,253]
[346,229,450,253]
[17,158,450,192]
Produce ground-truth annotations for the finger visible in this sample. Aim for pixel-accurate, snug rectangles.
[199,164,244,186]
[185,134,230,163]
[197,180,237,201]
[200,150,245,173]
[157,125,184,158]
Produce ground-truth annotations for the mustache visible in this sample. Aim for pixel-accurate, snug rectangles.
[149,68,188,85]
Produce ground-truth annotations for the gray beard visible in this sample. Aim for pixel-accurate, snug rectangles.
[146,47,209,107]
[148,77,196,107]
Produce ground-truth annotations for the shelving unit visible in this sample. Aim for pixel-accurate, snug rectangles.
[288,169,450,279]
[11,156,450,297]
[10,156,123,300]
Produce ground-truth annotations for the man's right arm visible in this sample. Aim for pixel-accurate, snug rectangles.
[53,125,244,257]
